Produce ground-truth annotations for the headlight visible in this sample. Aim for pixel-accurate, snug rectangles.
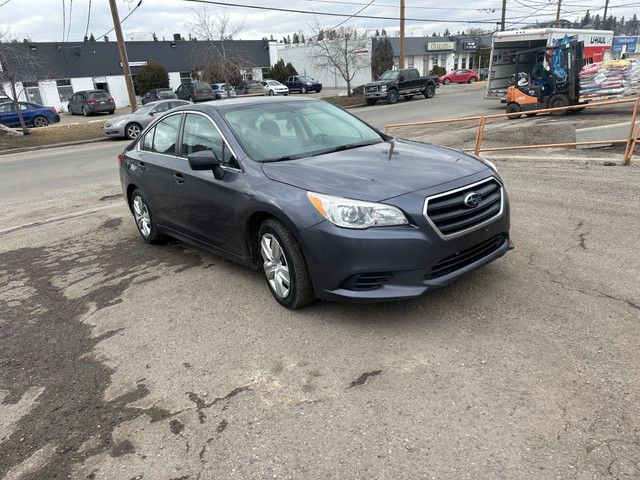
[381,85,387,92]
[307,192,408,229]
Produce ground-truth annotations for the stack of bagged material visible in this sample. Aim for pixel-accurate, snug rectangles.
[579,59,639,99]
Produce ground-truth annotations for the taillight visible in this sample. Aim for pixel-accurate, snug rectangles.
[49,108,56,113]
[193,89,197,94]
[87,100,96,104]
[108,98,114,102]
[118,153,124,165]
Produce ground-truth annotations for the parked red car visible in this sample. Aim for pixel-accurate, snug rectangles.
[439,69,479,85]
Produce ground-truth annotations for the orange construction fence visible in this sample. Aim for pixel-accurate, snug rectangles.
[384,97,640,166]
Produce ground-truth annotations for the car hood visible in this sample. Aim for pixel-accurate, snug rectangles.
[261,139,489,202]
[366,81,387,86]
[107,113,135,125]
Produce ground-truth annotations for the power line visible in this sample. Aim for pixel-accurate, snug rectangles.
[304,0,492,12]
[182,0,501,24]
[0,0,14,7]
[330,0,377,30]
[62,0,66,41]
[67,0,74,42]
[95,0,143,41]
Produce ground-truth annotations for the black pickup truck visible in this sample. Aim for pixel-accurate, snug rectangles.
[364,68,439,105]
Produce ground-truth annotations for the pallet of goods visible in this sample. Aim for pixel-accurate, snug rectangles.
[578,59,639,102]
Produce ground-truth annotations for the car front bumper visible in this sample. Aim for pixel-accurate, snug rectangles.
[296,193,511,303]
[104,124,126,137]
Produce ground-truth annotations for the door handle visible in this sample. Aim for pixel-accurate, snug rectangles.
[173,173,185,184]
[137,161,146,171]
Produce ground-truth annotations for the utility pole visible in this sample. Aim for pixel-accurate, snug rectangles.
[108,0,137,113]
[399,0,405,68]
[603,0,609,25]
[501,0,506,31]
[554,0,562,28]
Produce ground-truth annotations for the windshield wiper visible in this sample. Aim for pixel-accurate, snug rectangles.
[311,140,382,156]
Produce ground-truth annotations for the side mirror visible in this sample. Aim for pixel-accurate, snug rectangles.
[188,150,225,180]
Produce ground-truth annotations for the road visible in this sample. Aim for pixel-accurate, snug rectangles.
[1,97,639,480]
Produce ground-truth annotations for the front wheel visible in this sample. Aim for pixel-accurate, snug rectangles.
[258,219,315,309]
[131,189,165,244]
[424,84,435,99]
[548,94,570,116]
[32,116,49,127]
[268,90,275,96]
[125,123,142,140]
[386,89,399,104]
[506,102,522,119]
[301,86,308,94]
[365,98,377,106]
[443,78,451,85]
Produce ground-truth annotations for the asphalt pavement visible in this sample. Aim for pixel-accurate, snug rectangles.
[1,93,639,479]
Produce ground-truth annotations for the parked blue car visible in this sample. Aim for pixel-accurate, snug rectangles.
[211,83,236,100]
[0,101,61,128]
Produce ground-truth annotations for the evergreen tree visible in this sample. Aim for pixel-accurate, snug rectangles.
[444,28,450,36]
[89,33,95,42]
[300,33,305,43]
[580,10,591,28]
[134,61,170,95]
[371,36,394,79]
[593,14,601,30]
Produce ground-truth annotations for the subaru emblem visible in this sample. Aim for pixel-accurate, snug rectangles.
[464,192,482,208]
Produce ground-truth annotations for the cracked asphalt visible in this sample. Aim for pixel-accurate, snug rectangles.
[1,129,639,479]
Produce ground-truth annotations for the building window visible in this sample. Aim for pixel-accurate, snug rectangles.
[180,71,191,83]
[431,56,438,66]
[56,79,74,102]
[462,58,466,69]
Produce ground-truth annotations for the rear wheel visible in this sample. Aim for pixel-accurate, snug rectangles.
[386,89,399,104]
[188,95,194,102]
[108,109,115,114]
[443,78,451,85]
[469,77,477,83]
[258,219,315,309]
[32,116,49,127]
[548,94,570,116]
[131,189,165,244]
[365,98,377,106]
[424,84,436,99]
[125,123,142,140]
[404,95,414,101]
[506,102,522,119]
[82,106,88,117]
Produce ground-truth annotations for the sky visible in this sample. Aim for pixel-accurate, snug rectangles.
[0,0,638,44]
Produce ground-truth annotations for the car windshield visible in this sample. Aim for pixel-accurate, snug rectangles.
[267,81,281,86]
[378,71,399,80]
[222,100,384,162]
[298,76,313,82]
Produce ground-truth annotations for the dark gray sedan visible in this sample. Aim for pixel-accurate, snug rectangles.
[119,97,512,309]
[104,99,190,139]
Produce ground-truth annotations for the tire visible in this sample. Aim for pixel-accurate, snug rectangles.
[108,109,115,115]
[506,102,522,119]
[125,123,142,140]
[32,116,49,128]
[424,84,436,99]
[404,95,414,101]
[69,105,74,115]
[301,86,308,94]
[317,88,322,93]
[82,106,88,117]
[268,90,275,96]
[548,94,570,116]
[365,98,377,106]
[130,189,165,244]
[525,113,537,117]
[188,95,194,102]
[443,78,451,85]
[386,89,399,104]
[469,77,477,83]
[258,219,315,309]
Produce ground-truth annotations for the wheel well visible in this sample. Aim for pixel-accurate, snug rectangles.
[245,212,277,268]
[126,184,138,210]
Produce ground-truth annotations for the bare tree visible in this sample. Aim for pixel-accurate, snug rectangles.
[184,7,246,97]
[310,25,370,96]
[0,29,49,135]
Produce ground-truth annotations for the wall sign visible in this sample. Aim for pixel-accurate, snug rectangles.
[426,42,454,51]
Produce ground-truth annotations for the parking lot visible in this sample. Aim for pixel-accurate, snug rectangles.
[1,98,639,479]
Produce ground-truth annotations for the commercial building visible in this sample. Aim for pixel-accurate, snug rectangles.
[1,39,273,112]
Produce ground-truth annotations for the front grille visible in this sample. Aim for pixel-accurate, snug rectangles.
[340,272,393,291]
[424,178,503,237]
[426,234,507,280]
[366,86,379,92]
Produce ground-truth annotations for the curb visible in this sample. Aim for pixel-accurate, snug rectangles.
[0,137,112,156]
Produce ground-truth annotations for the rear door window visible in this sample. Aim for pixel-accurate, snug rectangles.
[141,114,181,155]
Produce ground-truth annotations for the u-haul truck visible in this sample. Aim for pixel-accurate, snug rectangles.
[485,28,613,101]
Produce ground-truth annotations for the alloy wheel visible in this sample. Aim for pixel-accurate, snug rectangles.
[260,233,291,299]
[133,195,151,238]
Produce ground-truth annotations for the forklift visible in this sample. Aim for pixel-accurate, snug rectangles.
[505,40,590,118]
